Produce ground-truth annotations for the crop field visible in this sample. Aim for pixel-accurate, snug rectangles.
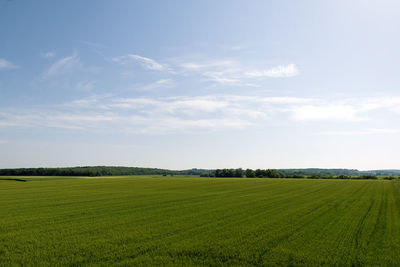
[1,176,400,266]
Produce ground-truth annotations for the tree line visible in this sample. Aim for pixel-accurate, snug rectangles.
[208,168,392,180]
[0,166,398,179]
[0,166,211,177]
[212,168,285,178]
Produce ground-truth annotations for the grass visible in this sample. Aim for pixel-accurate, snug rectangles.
[1,176,399,266]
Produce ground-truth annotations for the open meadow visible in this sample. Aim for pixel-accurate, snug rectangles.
[1,176,400,266]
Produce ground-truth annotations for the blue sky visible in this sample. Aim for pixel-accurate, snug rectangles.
[1,0,400,169]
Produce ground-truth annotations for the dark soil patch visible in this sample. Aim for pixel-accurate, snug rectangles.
[0,178,27,182]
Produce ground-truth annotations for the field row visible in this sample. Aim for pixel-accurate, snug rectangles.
[1,177,399,265]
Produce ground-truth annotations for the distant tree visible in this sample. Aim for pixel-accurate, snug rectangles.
[245,169,255,178]
[255,169,264,178]
[359,175,378,180]
[222,169,234,177]
[221,169,228,177]
[234,168,243,177]
[310,174,320,179]
[265,169,284,178]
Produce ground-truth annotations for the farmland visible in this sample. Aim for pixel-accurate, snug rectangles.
[1,176,399,266]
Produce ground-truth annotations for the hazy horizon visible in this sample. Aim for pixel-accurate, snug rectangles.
[1,1,400,170]
[1,165,400,173]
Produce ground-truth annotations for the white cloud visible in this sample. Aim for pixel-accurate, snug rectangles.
[245,64,299,78]
[0,58,18,70]
[359,97,400,114]
[284,96,400,122]
[290,96,400,122]
[111,96,230,114]
[112,54,165,71]
[43,53,81,78]
[291,105,363,121]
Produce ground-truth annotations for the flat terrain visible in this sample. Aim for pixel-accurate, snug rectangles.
[1,176,399,266]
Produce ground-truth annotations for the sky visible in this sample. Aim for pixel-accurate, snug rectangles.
[1,0,400,170]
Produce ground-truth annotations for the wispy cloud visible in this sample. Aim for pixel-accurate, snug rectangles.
[65,94,114,108]
[177,59,299,85]
[180,60,237,70]
[76,80,96,91]
[0,95,268,133]
[112,96,230,114]
[40,51,55,59]
[138,78,173,91]
[0,95,340,132]
[104,52,299,86]
[112,54,165,71]
[178,60,243,85]
[3,95,400,134]
[288,96,400,122]
[0,58,18,70]
[43,53,81,78]
[291,105,363,122]
[0,111,118,130]
[35,52,102,92]
[245,63,299,78]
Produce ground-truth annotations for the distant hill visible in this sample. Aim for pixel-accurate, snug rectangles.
[279,168,400,177]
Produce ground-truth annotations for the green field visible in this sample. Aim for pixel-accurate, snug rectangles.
[1,176,399,266]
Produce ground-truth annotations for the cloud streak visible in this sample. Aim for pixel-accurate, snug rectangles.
[245,63,299,78]
[177,59,299,85]
[112,54,165,71]
[0,58,18,70]
[43,53,81,78]
[110,53,299,86]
